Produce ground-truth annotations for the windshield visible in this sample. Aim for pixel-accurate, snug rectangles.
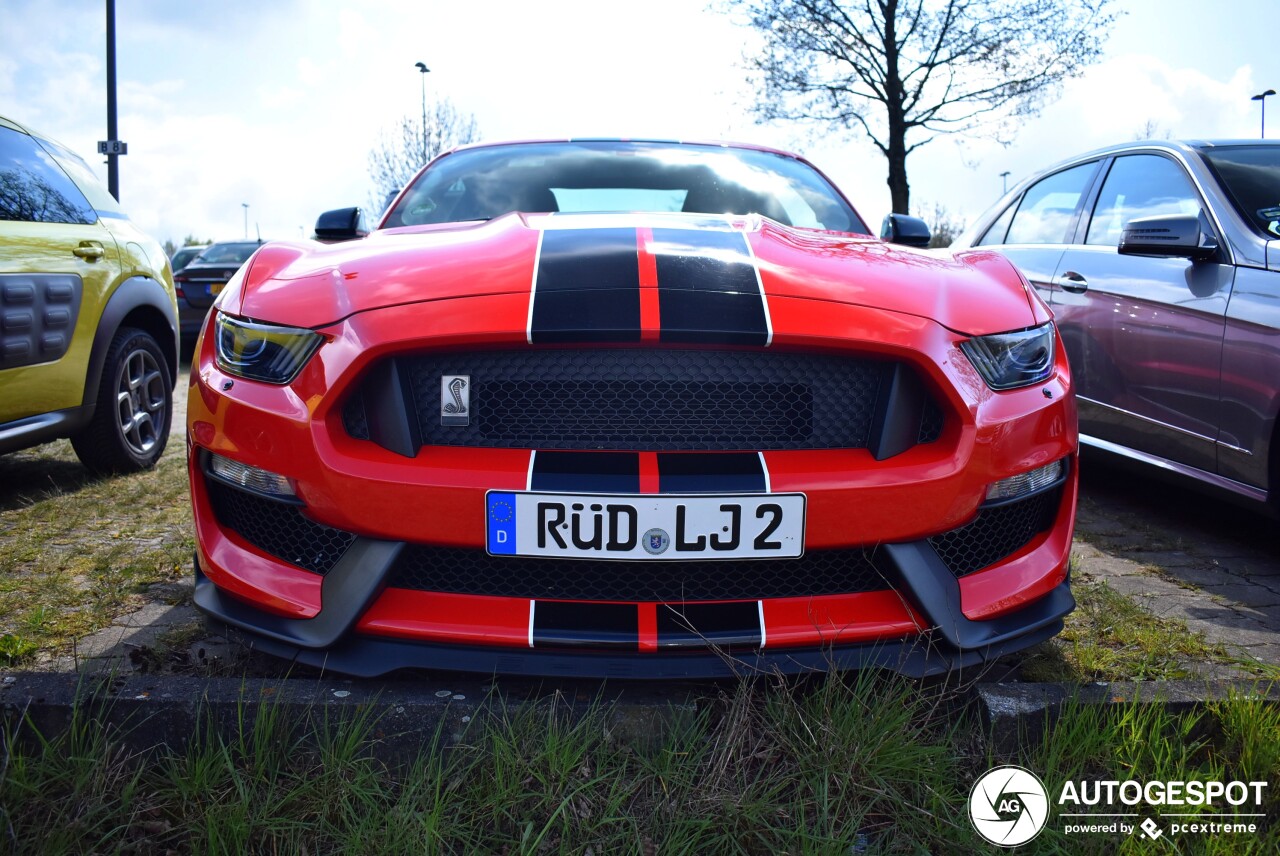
[382,140,867,234]
[1199,145,1280,239]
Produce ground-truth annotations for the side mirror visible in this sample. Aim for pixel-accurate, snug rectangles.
[880,213,932,248]
[1119,213,1218,260]
[314,207,369,242]
[381,189,401,215]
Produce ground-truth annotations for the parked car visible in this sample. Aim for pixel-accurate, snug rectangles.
[954,140,1280,512]
[169,243,208,275]
[173,240,262,337]
[0,115,177,473]
[189,138,1077,678]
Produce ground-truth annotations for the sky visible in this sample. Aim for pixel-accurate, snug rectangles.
[2,0,1278,247]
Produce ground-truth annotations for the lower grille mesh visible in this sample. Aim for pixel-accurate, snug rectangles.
[386,546,887,601]
[929,487,1061,577]
[207,479,354,575]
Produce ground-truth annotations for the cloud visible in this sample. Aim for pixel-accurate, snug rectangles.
[897,54,1269,230]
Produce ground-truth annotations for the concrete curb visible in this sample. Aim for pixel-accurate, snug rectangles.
[0,671,705,760]
[978,679,1280,754]
[5,673,1277,763]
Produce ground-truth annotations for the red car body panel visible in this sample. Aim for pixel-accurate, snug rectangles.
[226,216,1042,338]
[188,141,1077,678]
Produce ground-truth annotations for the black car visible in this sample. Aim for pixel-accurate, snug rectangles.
[169,244,208,275]
[174,240,263,338]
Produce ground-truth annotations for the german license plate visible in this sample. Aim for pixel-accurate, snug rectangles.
[486,492,805,560]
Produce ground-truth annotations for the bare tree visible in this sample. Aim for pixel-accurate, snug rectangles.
[1134,118,1173,141]
[367,100,480,208]
[727,0,1118,213]
[918,200,964,247]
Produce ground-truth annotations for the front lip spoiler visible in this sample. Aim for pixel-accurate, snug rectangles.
[193,539,402,649]
[192,531,1075,678]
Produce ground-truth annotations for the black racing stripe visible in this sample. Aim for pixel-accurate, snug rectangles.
[530,451,641,493]
[651,228,767,346]
[532,601,638,649]
[656,602,762,649]
[530,228,641,343]
[656,452,766,493]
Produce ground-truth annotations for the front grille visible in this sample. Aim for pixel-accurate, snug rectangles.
[386,546,887,601]
[929,487,1061,577]
[207,479,354,575]
[343,349,944,452]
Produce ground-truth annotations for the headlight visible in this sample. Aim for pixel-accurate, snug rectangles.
[214,312,322,384]
[960,323,1055,390]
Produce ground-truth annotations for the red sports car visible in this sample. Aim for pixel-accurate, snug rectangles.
[187,139,1077,678]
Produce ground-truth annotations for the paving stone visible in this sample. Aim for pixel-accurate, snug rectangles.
[1231,640,1280,661]
[1069,540,1107,561]
[1200,583,1280,609]
[1122,550,1208,570]
[113,602,195,629]
[1075,554,1148,579]
[1098,572,1186,601]
[1149,601,1275,649]
[68,604,201,665]
[1155,564,1250,589]
[1244,603,1280,627]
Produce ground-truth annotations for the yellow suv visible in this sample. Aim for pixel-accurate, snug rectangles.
[0,115,178,473]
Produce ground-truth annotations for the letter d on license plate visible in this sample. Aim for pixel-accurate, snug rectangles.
[486,491,805,560]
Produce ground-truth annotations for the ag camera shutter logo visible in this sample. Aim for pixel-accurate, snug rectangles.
[969,765,1050,847]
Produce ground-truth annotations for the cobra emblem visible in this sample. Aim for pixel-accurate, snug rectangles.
[443,376,468,414]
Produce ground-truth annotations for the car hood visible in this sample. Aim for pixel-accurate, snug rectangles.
[223,212,1039,337]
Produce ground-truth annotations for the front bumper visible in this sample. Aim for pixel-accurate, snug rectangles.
[194,562,1075,679]
[188,293,1078,678]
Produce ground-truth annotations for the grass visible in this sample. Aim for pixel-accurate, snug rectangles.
[0,440,194,666]
[0,672,980,854]
[1020,576,1250,683]
[1020,688,1280,854]
[0,674,1275,854]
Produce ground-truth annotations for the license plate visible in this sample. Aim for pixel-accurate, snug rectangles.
[209,282,226,296]
[486,491,805,560]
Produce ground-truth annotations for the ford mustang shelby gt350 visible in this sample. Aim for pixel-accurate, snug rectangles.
[188,139,1077,678]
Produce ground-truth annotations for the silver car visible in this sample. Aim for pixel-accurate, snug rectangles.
[954,140,1280,511]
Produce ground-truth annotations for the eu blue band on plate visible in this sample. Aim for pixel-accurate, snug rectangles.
[487,492,517,554]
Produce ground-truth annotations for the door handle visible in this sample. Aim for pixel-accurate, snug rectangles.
[1057,270,1088,294]
[73,242,105,261]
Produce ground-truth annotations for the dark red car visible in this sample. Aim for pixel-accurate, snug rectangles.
[187,139,1077,678]
[954,140,1280,513]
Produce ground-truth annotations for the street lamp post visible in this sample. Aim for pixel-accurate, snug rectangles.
[1000,171,1011,194]
[1252,89,1276,138]
[105,0,120,201]
[415,61,431,164]
[242,203,249,239]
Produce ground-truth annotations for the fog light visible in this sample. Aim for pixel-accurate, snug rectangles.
[986,459,1064,502]
[208,453,296,499]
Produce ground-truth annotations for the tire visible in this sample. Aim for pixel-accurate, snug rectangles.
[71,327,173,474]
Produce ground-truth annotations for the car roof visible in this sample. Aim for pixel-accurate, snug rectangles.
[0,114,74,151]
[436,137,815,163]
[1019,138,1280,177]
